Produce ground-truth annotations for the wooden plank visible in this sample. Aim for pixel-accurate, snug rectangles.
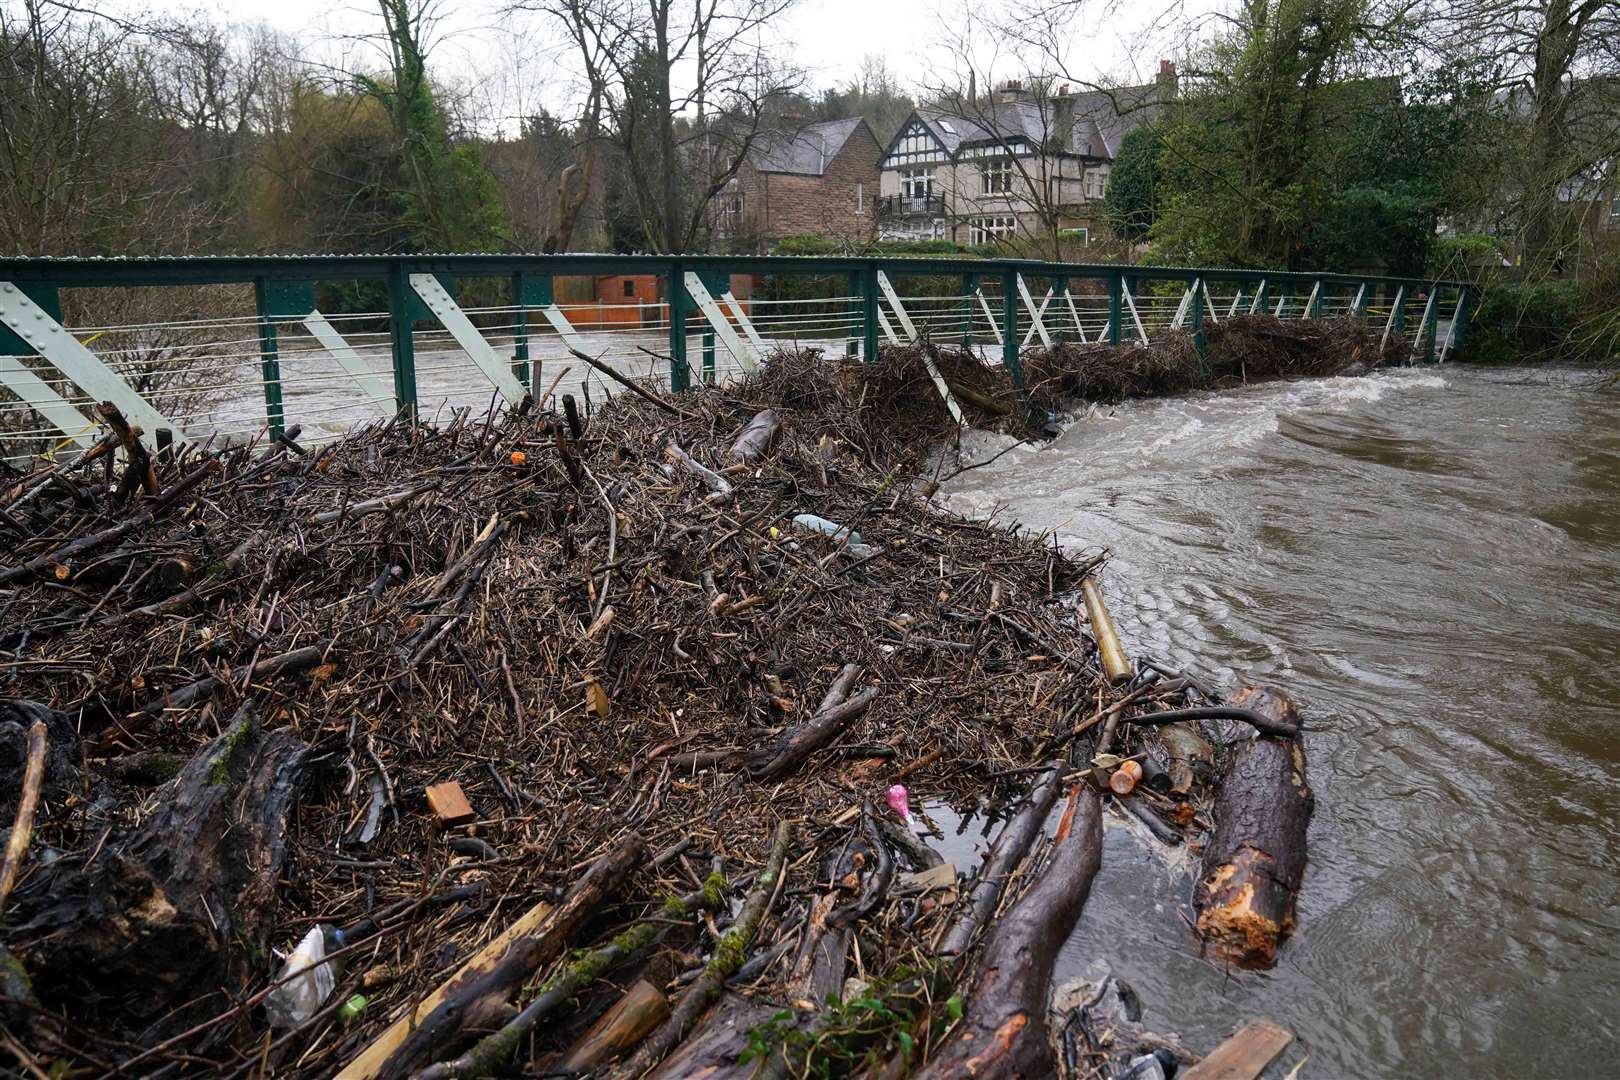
[335,896,555,1079]
[424,781,476,827]
[1181,1020,1293,1080]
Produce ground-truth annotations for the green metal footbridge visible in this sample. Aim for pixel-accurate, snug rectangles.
[0,254,1473,458]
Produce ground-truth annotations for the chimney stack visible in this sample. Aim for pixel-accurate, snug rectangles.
[1158,60,1176,78]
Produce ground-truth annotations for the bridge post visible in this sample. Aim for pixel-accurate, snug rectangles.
[252,277,287,440]
[1054,275,1069,342]
[512,271,551,392]
[1107,271,1122,346]
[962,272,978,349]
[385,263,418,422]
[847,270,861,357]
[1189,276,1207,364]
[1000,268,1023,388]
[1422,286,1440,364]
[861,262,880,362]
[699,268,728,383]
[668,259,690,391]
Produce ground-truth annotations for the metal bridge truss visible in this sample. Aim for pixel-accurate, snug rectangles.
[0,255,1472,457]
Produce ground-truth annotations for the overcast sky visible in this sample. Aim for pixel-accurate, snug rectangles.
[151,0,1200,123]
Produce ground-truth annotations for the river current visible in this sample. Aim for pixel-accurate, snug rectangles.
[939,365,1620,1078]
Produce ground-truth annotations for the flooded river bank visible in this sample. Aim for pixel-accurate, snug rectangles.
[941,366,1620,1078]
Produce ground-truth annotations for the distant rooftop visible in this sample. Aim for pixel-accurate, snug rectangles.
[749,117,870,175]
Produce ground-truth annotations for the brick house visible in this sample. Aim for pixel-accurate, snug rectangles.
[714,118,882,249]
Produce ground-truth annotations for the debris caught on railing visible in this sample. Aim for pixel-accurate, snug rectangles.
[0,343,1310,1078]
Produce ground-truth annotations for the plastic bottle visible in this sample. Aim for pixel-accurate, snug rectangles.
[1109,759,1143,795]
[265,925,343,1028]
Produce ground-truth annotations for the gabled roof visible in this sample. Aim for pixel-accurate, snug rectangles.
[749,117,872,175]
[896,81,1165,163]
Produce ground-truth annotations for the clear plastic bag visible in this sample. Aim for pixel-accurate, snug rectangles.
[265,925,339,1028]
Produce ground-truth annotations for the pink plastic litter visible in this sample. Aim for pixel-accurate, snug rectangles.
[886,784,911,824]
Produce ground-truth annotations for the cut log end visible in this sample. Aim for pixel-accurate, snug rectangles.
[1194,685,1312,970]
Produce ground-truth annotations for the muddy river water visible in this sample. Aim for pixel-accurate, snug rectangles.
[939,366,1620,1078]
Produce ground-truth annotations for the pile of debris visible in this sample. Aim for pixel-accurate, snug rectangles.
[0,348,1309,1078]
[1023,314,1400,409]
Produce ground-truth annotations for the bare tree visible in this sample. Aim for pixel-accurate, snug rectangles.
[518,0,804,253]
[1422,0,1619,270]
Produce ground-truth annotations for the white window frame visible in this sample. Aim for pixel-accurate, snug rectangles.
[902,167,933,199]
[855,182,864,214]
[982,158,1014,195]
[970,215,1017,244]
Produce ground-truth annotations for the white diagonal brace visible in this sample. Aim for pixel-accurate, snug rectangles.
[974,288,1003,346]
[0,355,99,449]
[683,272,758,373]
[1062,289,1088,344]
[408,273,527,402]
[1249,278,1267,314]
[1274,292,1288,317]
[721,292,767,353]
[876,305,902,345]
[1228,290,1243,318]
[1020,287,1054,348]
[0,281,185,448]
[919,347,964,424]
[303,310,395,411]
[1380,285,1405,351]
[1017,276,1052,348]
[1438,291,1466,364]
[874,271,918,343]
[1203,280,1220,324]
[1121,287,1150,344]
[1351,283,1366,317]
[1303,279,1321,319]
[1409,289,1437,362]
[1169,281,1195,330]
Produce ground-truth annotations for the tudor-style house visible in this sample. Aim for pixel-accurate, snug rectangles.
[713,117,883,250]
[878,65,1173,247]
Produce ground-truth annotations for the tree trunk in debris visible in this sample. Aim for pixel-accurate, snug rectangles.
[642,993,783,1080]
[938,766,1064,956]
[728,409,782,463]
[8,702,309,1029]
[1194,686,1313,969]
[374,833,647,1079]
[915,787,1103,1080]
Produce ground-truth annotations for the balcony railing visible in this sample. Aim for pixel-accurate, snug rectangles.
[878,194,946,218]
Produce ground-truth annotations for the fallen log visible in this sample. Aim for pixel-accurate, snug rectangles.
[728,408,782,463]
[938,765,1065,956]
[369,832,647,1079]
[749,665,877,782]
[915,786,1103,1080]
[561,979,670,1073]
[336,897,559,1080]
[414,881,723,1080]
[1126,704,1301,740]
[1194,686,1313,968]
[0,719,46,915]
[7,701,310,1029]
[609,820,792,1079]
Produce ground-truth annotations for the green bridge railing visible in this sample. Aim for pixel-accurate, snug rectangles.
[0,254,1472,457]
